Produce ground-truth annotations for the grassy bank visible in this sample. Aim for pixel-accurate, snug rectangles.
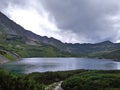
[0,69,120,90]
[0,69,86,90]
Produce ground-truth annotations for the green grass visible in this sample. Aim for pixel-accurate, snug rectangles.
[62,70,120,90]
[0,36,72,58]
[4,54,16,61]
[0,69,87,90]
[0,69,120,90]
[0,69,45,90]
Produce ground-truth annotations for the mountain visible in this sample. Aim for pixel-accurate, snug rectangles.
[100,50,120,60]
[67,41,120,54]
[0,11,71,61]
[0,11,120,61]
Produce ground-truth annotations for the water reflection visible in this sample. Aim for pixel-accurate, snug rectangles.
[116,62,120,69]
[0,58,120,74]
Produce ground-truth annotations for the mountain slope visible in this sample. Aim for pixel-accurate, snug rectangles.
[0,11,120,60]
[0,12,71,60]
[100,50,120,60]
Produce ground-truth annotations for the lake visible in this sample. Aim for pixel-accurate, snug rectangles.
[0,58,120,74]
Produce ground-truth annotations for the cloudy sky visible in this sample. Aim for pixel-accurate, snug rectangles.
[0,0,120,43]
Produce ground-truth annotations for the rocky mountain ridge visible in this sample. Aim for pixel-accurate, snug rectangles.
[0,11,120,60]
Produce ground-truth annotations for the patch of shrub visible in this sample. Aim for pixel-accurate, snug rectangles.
[62,71,120,90]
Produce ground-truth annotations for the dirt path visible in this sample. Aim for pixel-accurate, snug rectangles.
[54,81,63,90]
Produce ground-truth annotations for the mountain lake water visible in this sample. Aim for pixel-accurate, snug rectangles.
[0,58,120,74]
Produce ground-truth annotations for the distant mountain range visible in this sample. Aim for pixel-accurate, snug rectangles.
[0,11,120,61]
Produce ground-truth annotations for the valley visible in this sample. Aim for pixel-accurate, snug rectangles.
[0,7,120,90]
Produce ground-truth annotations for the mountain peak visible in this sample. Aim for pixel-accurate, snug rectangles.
[97,40,113,45]
[102,40,113,43]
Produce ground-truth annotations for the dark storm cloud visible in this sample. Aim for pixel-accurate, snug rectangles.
[0,0,8,10]
[0,0,120,43]
[0,0,26,10]
[40,0,120,43]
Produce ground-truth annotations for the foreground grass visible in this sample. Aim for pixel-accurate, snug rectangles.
[62,70,120,90]
[0,69,120,90]
[0,69,87,90]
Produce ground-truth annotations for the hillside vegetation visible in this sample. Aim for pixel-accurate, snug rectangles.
[0,69,120,90]
[62,70,120,90]
[0,32,71,58]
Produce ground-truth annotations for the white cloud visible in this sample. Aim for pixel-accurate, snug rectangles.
[1,0,120,43]
[3,1,79,43]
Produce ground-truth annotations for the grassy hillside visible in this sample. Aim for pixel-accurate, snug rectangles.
[0,69,120,90]
[1,33,120,60]
[0,29,71,59]
[101,50,120,60]
[0,12,72,60]
[77,49,120,60]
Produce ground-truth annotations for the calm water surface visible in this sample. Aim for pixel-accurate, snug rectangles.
[0,58,120,74]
